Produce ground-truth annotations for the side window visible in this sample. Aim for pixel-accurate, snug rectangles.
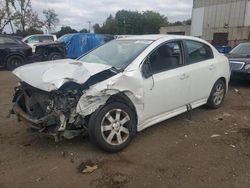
[149,41,182,74]
[185,40,214,64]
[26,36,40,43]
[41,36,54,42]
[0,37,4,44]
[3,37,18,44]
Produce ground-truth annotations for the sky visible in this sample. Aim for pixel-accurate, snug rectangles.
[30,0,193,32]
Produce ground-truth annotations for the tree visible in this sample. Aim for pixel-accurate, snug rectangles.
[142,11,168,34]
[56,26,78,38]
[93,23,102,33]
[43,9,59,33]
[0,0,15,33]
[95,10,169,35]
[79,28,88,33]
[101,15,118,34]
[13,0,43,33]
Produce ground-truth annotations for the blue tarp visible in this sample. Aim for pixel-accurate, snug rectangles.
[58,33,112,59]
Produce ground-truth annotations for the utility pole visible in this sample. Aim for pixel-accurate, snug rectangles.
[87,21,92,33]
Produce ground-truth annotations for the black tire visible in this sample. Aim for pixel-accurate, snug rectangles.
[48,52,63,60]
[206,79,226,109]
[88,102,137,152]
[6,55,24,70]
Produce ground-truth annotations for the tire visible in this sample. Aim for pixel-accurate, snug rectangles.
[6,55,24,70]
[88,102,137,152]
[48,52,63,60]
[206,79,226,109]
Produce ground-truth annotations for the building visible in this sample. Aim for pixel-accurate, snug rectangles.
[160,25,191,36]
[191,0,250,46]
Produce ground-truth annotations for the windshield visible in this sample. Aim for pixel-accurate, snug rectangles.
[230,43,250,55]
[78,39,152,70]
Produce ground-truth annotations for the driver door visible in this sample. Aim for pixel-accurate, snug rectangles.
[141,40,191,128]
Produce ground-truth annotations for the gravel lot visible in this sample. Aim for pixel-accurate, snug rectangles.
[0,70,250,188]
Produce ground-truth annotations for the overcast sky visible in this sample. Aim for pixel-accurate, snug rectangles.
[31,0,193,32]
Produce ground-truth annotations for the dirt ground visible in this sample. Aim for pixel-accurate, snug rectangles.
[0,70,250,188]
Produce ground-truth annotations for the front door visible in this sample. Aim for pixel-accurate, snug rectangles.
[141,40,190,125]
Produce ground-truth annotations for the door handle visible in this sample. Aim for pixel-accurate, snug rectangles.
[209,65,216,70]
[179,73,189,80]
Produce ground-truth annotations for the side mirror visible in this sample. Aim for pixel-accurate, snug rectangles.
[142,57,153,79]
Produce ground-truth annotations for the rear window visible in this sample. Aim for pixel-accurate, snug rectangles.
[41,36,54,42]
[185,40,214,64]
[0,37,20,45]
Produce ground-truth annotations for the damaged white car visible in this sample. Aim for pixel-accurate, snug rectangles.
[10,35,230,152]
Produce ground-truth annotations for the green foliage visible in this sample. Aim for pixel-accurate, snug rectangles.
[92,23,102,34]
[93,10,168,35]
[79,28,88,33]
[16,27,43,36]
[168,19,191,26]
[56,26,78,38]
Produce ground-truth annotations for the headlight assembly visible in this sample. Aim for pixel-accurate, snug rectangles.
[244,64,250,70]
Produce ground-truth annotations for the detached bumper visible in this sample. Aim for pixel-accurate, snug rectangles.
[231,70,250,80]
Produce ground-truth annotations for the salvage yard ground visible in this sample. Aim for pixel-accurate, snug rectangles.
[0,70,250,188]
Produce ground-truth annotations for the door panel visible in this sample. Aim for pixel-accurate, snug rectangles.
[184,40,216,104]
[142,66,190,121]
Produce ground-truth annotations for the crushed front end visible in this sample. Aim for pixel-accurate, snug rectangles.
[11,82,87,141]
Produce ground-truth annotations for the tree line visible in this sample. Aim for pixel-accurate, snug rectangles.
[0,0,191,37]
[0,0,59,36]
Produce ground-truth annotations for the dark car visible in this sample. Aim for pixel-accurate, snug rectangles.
[0,34,32,70]
[227,43,250,80]
[35,41,66,61]
[34,33,114,61]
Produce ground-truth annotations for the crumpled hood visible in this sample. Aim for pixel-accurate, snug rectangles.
[13,59,111,92]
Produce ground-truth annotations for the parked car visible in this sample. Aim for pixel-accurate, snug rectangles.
[227,42,250,80]
[0,34,32,70]
[10,35,230,152]
[22,34,57,53]
[34,33,114,61]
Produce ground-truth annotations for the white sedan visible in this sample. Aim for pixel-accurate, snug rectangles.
[11,35,230,152]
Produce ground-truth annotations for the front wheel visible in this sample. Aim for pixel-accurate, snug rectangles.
[48,52,63,60]
[88,102,136,152]
[6,55,24,70]
[206,79,226,109]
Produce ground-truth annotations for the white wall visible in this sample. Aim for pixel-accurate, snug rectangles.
[244,1,250,26]
[191,7,204,37]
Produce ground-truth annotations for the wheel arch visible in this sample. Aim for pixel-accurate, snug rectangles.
[107,92,139,126]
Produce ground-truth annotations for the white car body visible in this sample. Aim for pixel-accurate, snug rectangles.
[12,35,230,151]
[22,34,57,53]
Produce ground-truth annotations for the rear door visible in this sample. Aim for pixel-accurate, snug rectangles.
[183,40,216,106]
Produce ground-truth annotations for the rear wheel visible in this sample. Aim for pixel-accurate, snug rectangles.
[88,102,136,152]
[206,79,226,109]
[48,52,63,60]
[6,55,24,70]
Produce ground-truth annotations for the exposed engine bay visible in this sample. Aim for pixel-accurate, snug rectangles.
[12,82,87,141]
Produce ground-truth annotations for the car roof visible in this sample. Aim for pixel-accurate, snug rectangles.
[117,34,206,42]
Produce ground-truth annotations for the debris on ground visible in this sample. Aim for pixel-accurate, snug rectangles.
[238,128,250,137]
[210,134,221,138]
[35,177,44,182]
[94,172,128,188]
[230,144,236,148]
[234,88,239,93]
[78,160,98,174]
